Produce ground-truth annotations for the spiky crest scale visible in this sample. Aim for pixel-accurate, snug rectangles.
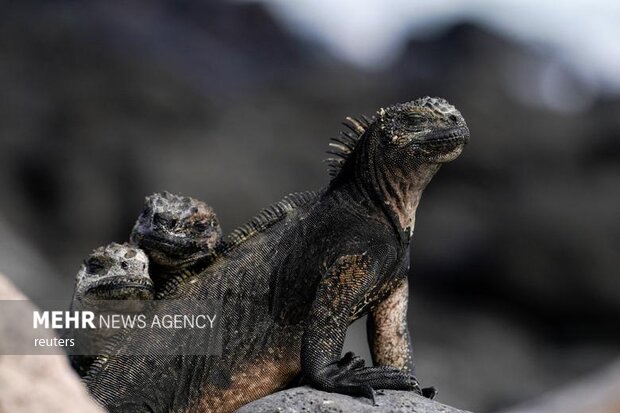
[326,115,372,178]
[222,191,317,252]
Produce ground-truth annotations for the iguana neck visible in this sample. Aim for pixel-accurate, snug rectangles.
[372,161,440,238]
[328,134,440,242]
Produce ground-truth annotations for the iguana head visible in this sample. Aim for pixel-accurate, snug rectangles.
[75,243,153,301]
[130,192,222,268]
[328,97,469,235]
[373,96,469,164]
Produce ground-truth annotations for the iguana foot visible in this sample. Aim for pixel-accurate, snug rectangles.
[313,352,422,404]
[422,386,437,399]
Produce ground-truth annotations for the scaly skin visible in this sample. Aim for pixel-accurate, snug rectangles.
[130,192,222,268]
[130,192,222,291]
[72,242,154,305]
[81,97,469,412]
[69,242,153,376]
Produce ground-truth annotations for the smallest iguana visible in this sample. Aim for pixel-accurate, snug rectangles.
[69,242,153,376]
[71,242,154,304]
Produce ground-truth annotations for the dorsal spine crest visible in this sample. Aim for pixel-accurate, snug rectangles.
[326,115,372,179]
[222,191,317,252]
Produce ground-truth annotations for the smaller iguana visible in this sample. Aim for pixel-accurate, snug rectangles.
[69,242,153,376]
[130,192,222,290]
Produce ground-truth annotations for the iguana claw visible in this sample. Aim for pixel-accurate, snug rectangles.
[422,386,438,399]
[314,351,421,402]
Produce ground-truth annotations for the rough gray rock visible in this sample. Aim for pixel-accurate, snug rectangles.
[0,273,105,413]
[235,386,472,413]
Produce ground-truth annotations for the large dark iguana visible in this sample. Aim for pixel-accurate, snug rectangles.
[82,97,470,413]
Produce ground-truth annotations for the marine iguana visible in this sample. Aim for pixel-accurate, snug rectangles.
[82,97,470,413]
[71,242,154,308]
[69,242,153,376]
[129,191,222,291]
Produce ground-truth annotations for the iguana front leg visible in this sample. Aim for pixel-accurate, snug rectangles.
[367,277,437,399]
[367,278,414,372]
[301,254,421,402]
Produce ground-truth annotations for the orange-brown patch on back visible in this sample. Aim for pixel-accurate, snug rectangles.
[316,255,369,310]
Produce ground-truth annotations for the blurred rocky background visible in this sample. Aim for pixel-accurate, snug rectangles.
[0,0,618,412]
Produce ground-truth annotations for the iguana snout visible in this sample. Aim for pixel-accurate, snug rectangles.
[75,242,153,301]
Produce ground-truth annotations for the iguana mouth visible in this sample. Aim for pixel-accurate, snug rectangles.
[84,277,153,298]
[148,249,207,269]
[421,126,470,146]
[139,233,201,257]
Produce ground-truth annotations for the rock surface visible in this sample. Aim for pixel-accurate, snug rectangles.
[235,386,471,413]
[0,273,105,413]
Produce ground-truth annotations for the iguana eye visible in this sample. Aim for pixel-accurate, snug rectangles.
[153,214,165,226]
[194,222,210,232]
[153,214,176,228]
[86,258,105,274]
[407,113,426,123]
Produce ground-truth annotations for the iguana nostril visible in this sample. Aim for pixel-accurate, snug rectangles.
[121,261,129,270]
[449,114,458,122]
